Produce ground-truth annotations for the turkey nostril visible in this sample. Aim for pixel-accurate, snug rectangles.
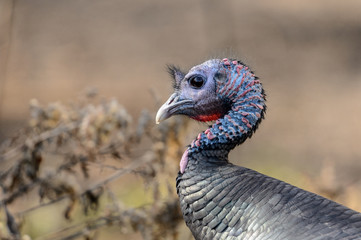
[167,94,178,105]
[169,96,179,105]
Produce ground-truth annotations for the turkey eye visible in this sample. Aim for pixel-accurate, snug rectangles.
[188,75,205,89]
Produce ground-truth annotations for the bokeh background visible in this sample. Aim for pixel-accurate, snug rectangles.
[1,0,361,239]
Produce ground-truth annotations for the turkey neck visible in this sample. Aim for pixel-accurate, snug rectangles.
[184,58,266,172]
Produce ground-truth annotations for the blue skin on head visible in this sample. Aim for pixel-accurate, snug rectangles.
[157,58,266,173]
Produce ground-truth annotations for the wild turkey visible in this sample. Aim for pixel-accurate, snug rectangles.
[155,58,361,240]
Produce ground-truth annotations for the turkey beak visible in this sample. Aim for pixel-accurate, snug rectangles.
[156,93,193,124]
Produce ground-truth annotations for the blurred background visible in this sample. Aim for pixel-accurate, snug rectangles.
[1,0,361,239]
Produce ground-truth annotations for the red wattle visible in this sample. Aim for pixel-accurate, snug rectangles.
[191,113,222,122]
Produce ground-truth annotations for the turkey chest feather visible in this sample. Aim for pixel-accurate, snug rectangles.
[156,58,361,240]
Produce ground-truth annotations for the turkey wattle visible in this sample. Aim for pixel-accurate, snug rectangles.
[156,58,361,240]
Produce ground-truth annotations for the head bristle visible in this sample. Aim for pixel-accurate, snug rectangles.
[166,64,185,90]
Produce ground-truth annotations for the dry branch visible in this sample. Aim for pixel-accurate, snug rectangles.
[0,94,189,240]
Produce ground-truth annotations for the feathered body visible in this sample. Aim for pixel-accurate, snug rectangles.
[156,58,361,239]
